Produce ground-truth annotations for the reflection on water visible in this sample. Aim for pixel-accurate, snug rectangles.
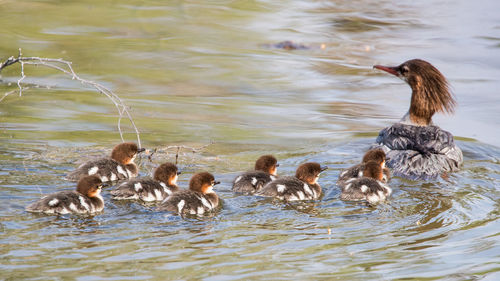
[1,0,500,280]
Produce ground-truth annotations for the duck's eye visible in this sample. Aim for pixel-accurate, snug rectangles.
[400,65,409,75]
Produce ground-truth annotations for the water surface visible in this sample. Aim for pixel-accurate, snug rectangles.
[1,0,500,280]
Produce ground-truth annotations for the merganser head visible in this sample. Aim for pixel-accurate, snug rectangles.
[295,162,328,185]
[363,161,384,182]
[189,172,220,194]
[362,149,386,168]
[374,59,456,126]
[154,162,180,186]
[76,175,103,198]
[111,142,146,165]
[255,155,279,176]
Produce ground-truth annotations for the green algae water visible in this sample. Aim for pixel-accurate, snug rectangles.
[1,0,500,280]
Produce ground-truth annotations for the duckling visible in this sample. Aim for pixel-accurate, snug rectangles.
[232,155,279,194]
[66,142,145,183]
[158,172,220,215]
[110,162,180,201]
[339,160,392,204]
[256,162,327,201]
[338,149,390,183]
[26,175,104,215]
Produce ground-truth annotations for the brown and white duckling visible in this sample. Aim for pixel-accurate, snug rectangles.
[338,149,390,184]
[158,172,220,215]
[339,160,392,204]
[256,162,327,201]
[372,59,463,180]
[26,175,104,215]
[66,142,145,183]
[232,155,279,194]
[110,162,180,202]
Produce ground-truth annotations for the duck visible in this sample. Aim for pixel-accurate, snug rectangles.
[372,59,463,180]
[158,172,220,215]
[337,149,390,184]
[256,162,327,201]
[66,142,145,183]
[110,162,180,201]
[26,175,104,215]
[339,160,392,204]
[232,155,279,194]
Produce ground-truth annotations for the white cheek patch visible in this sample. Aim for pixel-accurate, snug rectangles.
[360,185,368,193]
[251,177,258,186]
[177,200,185,213]
[88,166,99,175]
[48,198,59,207]
[117,166,127,177]
[235,176,242,183]
[276,184,286,193]
[134,183,143,192]
[270,175,276,181]
[110,173,117,181]
[172,175,178,185]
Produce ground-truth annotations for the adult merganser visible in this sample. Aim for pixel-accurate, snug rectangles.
[110,162,180,201]
[158,172,220,215]
[372,59,463,180]
[339,160,392,204]
[232,155,279,194]
[66,142,145,183]
[256,162,327,201]
[26,175,104,215]
[338,149,390,184]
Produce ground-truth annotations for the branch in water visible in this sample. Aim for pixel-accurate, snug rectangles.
[149,141,215,165]
[0,48,141,147]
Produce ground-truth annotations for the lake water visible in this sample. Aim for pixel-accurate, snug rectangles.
[1,0,500,280]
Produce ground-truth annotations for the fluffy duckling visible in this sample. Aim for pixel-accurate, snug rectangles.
[26,175,104,215]
[256,162,327,201]
[232,155,279,194]
[338,149,390,183]
[339,160,392,204]
[158,172,220,215]
[66,142,145,183]
[110,162,180,201]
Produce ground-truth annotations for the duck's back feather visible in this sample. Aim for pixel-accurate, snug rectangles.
[256,176,321,201]
[373,123,463,180]
[232,171,275,194]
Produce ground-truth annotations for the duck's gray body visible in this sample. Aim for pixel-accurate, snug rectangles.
[372,122,463,180]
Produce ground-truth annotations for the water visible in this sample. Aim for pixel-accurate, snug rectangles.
[1,0,500,280]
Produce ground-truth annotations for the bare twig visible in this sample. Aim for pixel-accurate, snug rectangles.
[152,141,215,165]
[0,49,141,147]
